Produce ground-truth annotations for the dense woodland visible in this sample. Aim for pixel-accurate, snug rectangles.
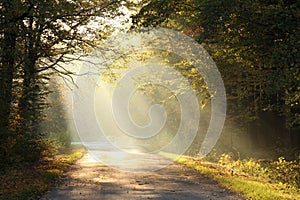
[0,0,299,171]
[132,0,300,158]
[0,0,137,170]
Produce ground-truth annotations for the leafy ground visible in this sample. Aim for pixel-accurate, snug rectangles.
[0,146,85,200]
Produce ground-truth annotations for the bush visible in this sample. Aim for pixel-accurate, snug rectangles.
[15,136,58,164]
[0,135,19,171]
[217,153,300,189]
[49,131,71,151]
[267,157,300,188]
[218,153,268,179]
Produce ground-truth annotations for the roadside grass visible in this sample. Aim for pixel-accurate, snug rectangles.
[0,145,85,200]
[160,152,300,200]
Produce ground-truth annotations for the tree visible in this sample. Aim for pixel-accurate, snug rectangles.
[0,0,132,167]
[199,0,300,128]
[131,0,300,152]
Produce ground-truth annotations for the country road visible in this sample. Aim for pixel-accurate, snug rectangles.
[42,151,245,200]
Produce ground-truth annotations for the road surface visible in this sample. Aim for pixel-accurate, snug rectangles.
[42,147,245,200]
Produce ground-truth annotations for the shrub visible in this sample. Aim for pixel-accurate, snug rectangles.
[267,157,300,189]
[217,153,300,189]
[218,153,268,179]
[49,131,71,151]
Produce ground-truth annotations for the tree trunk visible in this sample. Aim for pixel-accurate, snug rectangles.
[0,25,16,135]
[19,24,38,134]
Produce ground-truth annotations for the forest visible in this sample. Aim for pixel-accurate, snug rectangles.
[131,0,300,157]
[0,0,299,199]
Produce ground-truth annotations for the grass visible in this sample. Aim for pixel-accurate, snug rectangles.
[0,145,85,200]
[160,152,300,200]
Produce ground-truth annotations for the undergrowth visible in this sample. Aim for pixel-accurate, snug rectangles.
[160,151,300,200]
[0,146,85,200]
[217,153,300,190]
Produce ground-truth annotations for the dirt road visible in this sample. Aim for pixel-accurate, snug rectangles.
[42,152,245,200]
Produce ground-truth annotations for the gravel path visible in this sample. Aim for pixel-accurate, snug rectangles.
[42,153,245,200]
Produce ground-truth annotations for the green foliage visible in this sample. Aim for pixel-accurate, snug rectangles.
[0,134,57,171]
[49,131,71,151]
[161,152,299,199]
[132,0,300,151]
[217,153,300,190]
[0,0,132,169]
[219,153,268,179]
[100,49,210,152]
[198,0,300,127]
[268,157,300,189]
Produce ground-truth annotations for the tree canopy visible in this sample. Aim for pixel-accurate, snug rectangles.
[1,0,299,169]
[0,0,133,168]
[131,0,300,153]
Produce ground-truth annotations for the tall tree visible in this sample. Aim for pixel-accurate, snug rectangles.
[199,0,300,127]
[0,0,132,166]
[0,0,24,135]
[131,0,300,150]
